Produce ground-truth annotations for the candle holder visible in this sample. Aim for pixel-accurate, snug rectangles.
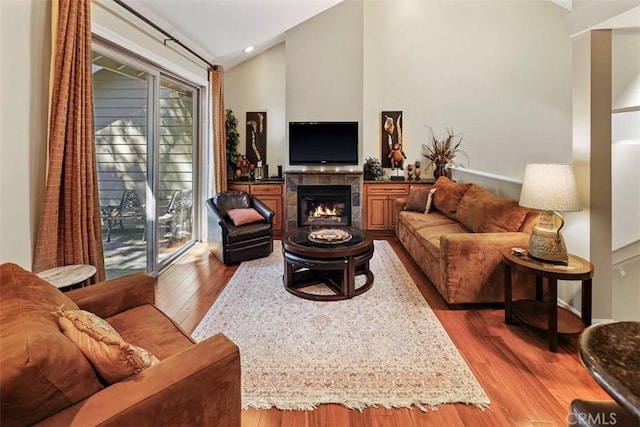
[407,163,414,181]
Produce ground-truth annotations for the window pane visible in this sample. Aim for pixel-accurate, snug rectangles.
[158,78,194,264]
[93,52,149,278]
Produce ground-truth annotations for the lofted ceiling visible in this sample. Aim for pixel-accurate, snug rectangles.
[119,0,343,70]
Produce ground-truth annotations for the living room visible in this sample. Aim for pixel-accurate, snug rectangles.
[1,0,639,425]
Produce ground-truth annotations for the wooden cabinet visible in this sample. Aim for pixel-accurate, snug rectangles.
[363,182,433,232]
[228,182,284,235]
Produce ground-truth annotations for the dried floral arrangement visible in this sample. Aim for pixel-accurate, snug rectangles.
[421,126,467,168]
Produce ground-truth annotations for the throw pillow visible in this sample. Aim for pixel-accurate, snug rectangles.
[432,176,472,219]
[404,186,432,213]
[455,184,529,233]
[227,208,264,226]
[425,188,436,213]
[56,307,159,384]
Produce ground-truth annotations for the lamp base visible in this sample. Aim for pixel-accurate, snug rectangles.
[527,226,569,265]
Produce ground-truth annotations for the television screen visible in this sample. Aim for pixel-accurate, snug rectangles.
[289,122,358,165]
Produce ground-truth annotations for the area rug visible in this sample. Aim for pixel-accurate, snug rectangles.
[192,240,490,411]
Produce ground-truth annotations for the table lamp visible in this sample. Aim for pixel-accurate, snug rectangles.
[518,163,582,265]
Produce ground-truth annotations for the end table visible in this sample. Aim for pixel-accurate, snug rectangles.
[502,248,594,352]
[36,264,97,290]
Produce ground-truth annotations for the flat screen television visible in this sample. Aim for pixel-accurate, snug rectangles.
[289,121,358,165]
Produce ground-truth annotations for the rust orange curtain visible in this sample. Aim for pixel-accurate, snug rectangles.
[33,0,105,282]
[210,66,227,194]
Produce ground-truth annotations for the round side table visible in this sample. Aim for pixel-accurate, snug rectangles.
[502,249,594,352]
[36,264,97,290]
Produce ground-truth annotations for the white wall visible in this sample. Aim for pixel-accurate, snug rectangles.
[612,29,640,250]
[564,31,592,314]
[363,0,573,178]
[91,0,207,85]
[569,0,640,36]
[227,0,574,178]
[612,28,640,111]
[569,3,640,321]
[225,43,286,175]
[611,28,640,320]
[285,0,364,170]
[0,0,50,269]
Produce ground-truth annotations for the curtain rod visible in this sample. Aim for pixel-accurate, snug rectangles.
[112,0,218,70]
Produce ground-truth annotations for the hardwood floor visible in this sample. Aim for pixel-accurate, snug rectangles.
[156,239,610,427]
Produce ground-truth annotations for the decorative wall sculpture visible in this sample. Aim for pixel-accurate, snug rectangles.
[381,111,403,169]
[246,112,267,167]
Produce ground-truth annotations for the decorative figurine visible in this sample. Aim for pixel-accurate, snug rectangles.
[407,163,414,181]
[388,142,407,170]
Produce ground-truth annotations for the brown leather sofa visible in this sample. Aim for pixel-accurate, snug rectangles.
[395,177,540,306]
[0,263,241,426]
[206,190,274,265]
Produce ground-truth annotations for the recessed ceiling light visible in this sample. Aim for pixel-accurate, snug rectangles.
[244,46,254,53]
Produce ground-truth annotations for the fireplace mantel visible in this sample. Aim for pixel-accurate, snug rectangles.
[285,171,363,231]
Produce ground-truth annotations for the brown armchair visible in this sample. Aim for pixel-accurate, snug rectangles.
[206,190,274,265]
[0,263,241,426]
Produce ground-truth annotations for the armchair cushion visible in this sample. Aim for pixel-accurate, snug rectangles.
[214,190,253,216]
[225,222,272,244]
[227,207,265,226]
[106,304,195,360]
[55,308,159,384]
[0,264,103,426]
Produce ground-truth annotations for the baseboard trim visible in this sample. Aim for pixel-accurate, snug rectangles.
[557,298,613,324]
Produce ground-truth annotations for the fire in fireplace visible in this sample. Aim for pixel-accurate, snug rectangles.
[297,185,351,227]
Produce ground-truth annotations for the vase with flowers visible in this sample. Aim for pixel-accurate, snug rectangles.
[421,126,467,179]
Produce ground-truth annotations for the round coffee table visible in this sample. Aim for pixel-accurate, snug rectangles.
[283,226,374,301]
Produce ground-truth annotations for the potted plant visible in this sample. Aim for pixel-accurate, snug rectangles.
[421,126,467,178]
[225,109,241,176]
[363,157,385,181]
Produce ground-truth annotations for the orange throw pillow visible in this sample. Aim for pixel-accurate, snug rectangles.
[227,208,264,226]
[56,307,159,384]
[432,176,471,219]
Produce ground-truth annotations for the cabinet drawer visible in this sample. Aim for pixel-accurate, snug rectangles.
[228,184,250,193]
[252,184,282,196]
[365,184,410,196]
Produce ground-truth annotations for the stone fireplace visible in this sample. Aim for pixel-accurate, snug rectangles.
[285,171,363,230]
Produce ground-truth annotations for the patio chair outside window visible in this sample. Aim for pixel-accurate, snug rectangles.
[102,189,146,242]
[159,189,193,245]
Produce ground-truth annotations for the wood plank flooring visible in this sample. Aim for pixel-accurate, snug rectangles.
[156,239,610,427]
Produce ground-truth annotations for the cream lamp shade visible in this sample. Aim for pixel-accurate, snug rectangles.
[519,163,582,264]
[519,164,582,212]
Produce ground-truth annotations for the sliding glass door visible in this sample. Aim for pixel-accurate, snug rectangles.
[158,78,195,264]
[92,47,198,278]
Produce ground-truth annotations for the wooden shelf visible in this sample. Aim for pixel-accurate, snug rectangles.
[512,300,585,335]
